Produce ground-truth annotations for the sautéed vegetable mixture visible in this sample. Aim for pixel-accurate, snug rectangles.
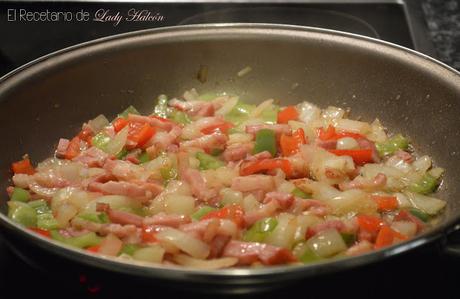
[6,89,446,269]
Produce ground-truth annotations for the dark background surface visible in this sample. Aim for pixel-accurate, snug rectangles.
[1,0,460,298]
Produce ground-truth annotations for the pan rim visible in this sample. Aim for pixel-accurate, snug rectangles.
[0,23,458,281]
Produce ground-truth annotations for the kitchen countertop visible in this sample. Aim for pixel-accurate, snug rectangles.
[423,0,460,70]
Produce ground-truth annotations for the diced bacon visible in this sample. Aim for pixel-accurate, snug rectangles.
[149,125,182,151]
[143,213,191,228]
[96,202,143,227]
[33,171,71,189]
[395,150,414,164]
[245,124,291,136]
[71,217,140,241]
[231,175,275,193]
[209,235,232,258]
[339,173,387,191]
[88,180,162,202]
[346,240,373,256]
[195,103,215,117]
[125,149,142,164]
[222,144,253,162]
[244,200,280,227]
[56,138,70,158]
[182,168,217,202]
[169,98,200,111]
[180,132,228,151]
[222,240,297,265]
[103,159,141,181]
[264,192,294,209]
[72,147,108,167]
[127,113,173,131]
[167,144,179,153]
[180,219,238,240]
[356,138,380,163]
[285,153,309,179]
[315,139,337,150]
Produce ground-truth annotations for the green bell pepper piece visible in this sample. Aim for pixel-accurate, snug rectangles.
[196,152,224,170]
[409,208,431,222]
[119,244,140,256]
[91,132,111,151]
[243,217,278,242]
[118,105,140,118]
[409,173,439,195]
[191,206,216,221]
[299,248,323,264]
[210,148,224,156]
[8,201,37,227]
[253,129,277,156]
[375,134,409,157]
[291,188,312,199]
[169,110,191,125]
[340,233,356,246]
[28,199,51,215]
[66,232,102,248]
[78,212,110,224]
[138,152,150,164]
[260,105,279,124]
[224,101,255,125]
[10,187,31,202]
[116,148,129,160]
[37,213,59,230]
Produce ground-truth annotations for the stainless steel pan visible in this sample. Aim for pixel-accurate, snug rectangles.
[1,24,460,293]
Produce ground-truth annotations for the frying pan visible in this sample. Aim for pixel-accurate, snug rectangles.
[1,24,460,293]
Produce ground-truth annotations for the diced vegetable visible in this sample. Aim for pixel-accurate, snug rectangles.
[138,152,150,164]
[374,225,407,249]
[243,217,278,242]
[253,129,277,156]
[299,248,323,263]
[169,110,191,125]
[112,117,129,132]
[8,201,37,227]
[78,212,109,224]
[127,122,156,148]
[10,187,31,202]
[280,128,307,156]
[357,215,384,234]
[51,231,102,249]
[340,233,356,246]
[118,105,140,118]
[160,167,178,182]
[192,206,217,221]
[277,106,299,124]
[29,227,51,238]
[87,115,109,133]
[11,157,35,175]
[260,104,279,124]
[201,122,234,135]
[306,229,347,258]
[292,187,311,199]
[91,132,111,151]
[105,126,129,155]
[202,205,245,228]
[376,134,409,157]
[408,208,430,222]
[371,195,398,212]
[28,200,51,214]
[224,100,255,125]
[37,213,59,230]
[119,244,140,256]
[116,148,129,160]
[64,137,81,160]
[328,149,373,165]
[196,152,224,170]
[405,191,446,215]
[408,173,440,195]
[153,94,170,118]
[240,158,292,176]
[132,245,165,263]
[156,228,209,259]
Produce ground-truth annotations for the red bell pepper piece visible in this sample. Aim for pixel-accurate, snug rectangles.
[86,245,101,253]
[328,149,373,165]
[356,215,384,234]
[374,225,407,249]
[280,128,307,156]
[318,125,365,141]
[240,158,293,176]
[141,224,158,243]
[11,157,35,175]
[78,127,93,144]
[372,195,398,212]
[29,227,51,238]
[202,205,245,228]
[128,122,156,148]
[277,106,299,124]
[112,117,129,132]
[201,122,234,135]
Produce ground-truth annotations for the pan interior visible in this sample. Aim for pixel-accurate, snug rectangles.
[0,25,459,277]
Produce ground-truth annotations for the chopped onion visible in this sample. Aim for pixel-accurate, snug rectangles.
[164,194,195,215]
[29,182,59,198]
[83,195,142,213]
[428,167,444,179]
[243,194,260,212]
[105,126,128,155]
[56,203,78,227]
[391,221,417,238]
[405,191,446,215]
[412,155,432,173]
[321,106,345,123]
[334,119,371,134]
[87,114,109,133]
[156,228,210,259]
[220,188,244,206]
[265,213,297,249]
[173,254,238,269]
[328,189,377,216]
[98,234,123,256]
[132,245,165,263]
[250,99,274,118]
[183,88,199,102]
[367,119,388,143]
[294,215,323,243]
[228,132,253,144]
[297,102,321,126]
[394,192,412,209]
[306,228,347,258]
[215,96,239,116]
[336,137,359,150]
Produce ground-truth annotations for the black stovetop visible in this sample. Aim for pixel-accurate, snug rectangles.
[0,1,456,298]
